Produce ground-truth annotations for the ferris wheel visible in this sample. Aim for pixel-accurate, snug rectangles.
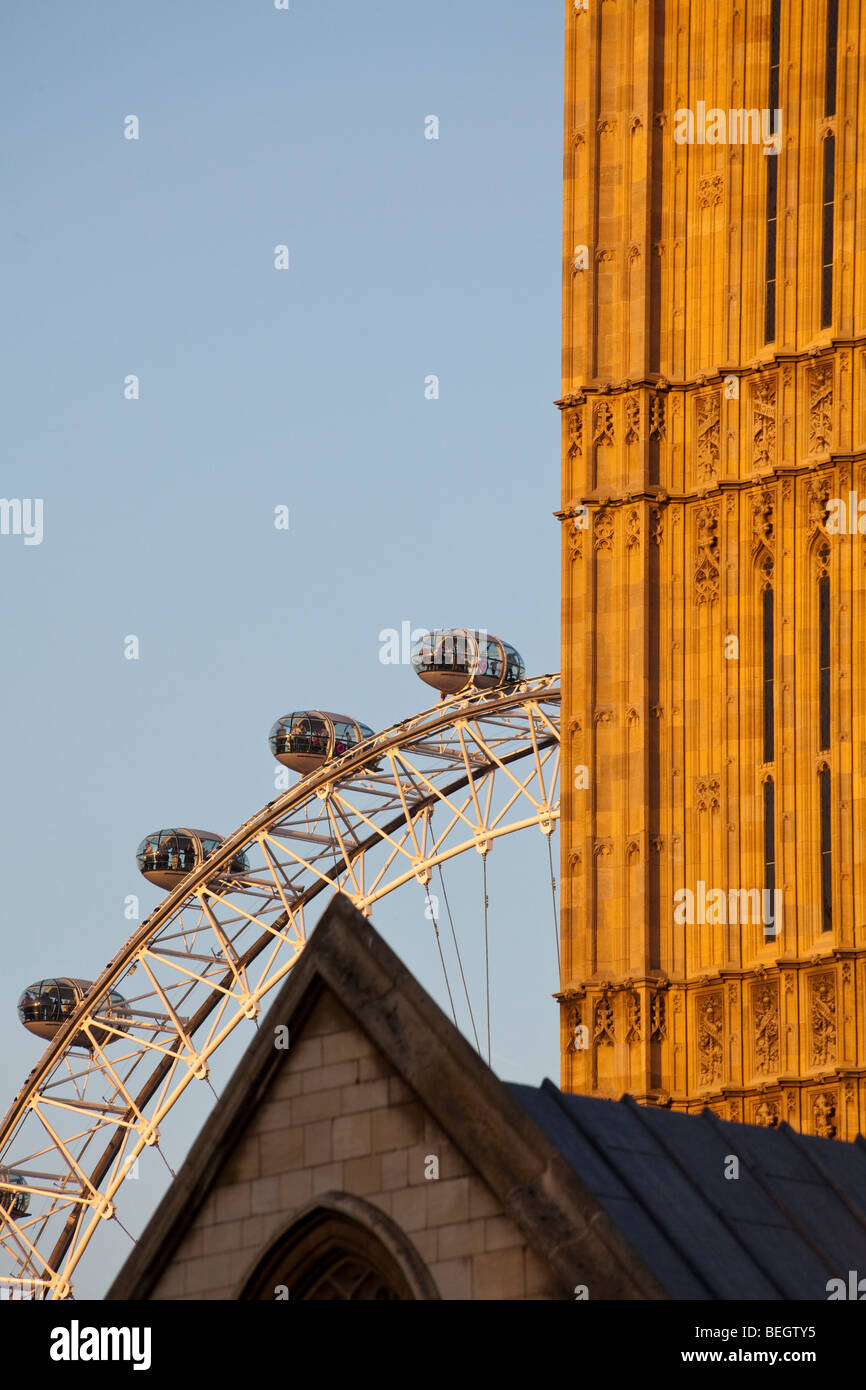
[0,630,561,1300]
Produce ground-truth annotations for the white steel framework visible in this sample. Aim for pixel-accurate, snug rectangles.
[0,676,560,1299]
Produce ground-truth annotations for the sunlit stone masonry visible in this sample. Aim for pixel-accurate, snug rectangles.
[557,0,866,1135]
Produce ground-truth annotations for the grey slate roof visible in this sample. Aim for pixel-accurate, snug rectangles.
[509,1080,866,1300]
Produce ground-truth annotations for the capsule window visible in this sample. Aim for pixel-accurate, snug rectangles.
[502,644,524,682]
[269,720,290,754]
[482,640,503,680]
[332,720,355,754]
[441,632,472,673]
[17,980,76,1026]
[0,1173,29,1217]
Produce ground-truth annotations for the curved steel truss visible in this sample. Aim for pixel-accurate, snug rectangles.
[0,675,560,1299]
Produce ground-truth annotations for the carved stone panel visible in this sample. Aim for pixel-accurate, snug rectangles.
[624,395,640,445]
[566,1002,583,1053]
[695,392,721,478]
[810,972,837,1067]
[812,1089,837,1139]
[567,408,583,458]
[697,172,723,208]
[694,504,721,605]
[650,393,666,440]
[752,982,780,1075]
[696,991,724,1086]
[650,991,666,1041]
[626,991,641,1044]
[753,1099,780,1128]
[751,488,775,556]
[807,476,831,537]
[593,400,614,447]
[593,994,615,1046]
[695,776,721,811]
[808,363,833,454]
[594,511,614,552]
[751,377,777,469]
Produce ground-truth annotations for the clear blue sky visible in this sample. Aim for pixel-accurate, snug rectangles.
[0,1,563,1294]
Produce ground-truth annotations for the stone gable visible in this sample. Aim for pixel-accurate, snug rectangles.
[151,989,561,1300]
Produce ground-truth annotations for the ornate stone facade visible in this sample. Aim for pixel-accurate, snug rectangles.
[559,0,866,1137]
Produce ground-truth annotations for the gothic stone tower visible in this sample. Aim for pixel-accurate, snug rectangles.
[558,0,866,1137]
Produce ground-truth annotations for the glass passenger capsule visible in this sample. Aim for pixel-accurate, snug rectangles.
[411,629,525,696]
[0,1170,30,1218]
[136,828,250,890]
[268,711,375,774]
[17,978,131,1049]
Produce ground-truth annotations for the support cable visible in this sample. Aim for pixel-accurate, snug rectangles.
[424,886,458,1027]
[437,863,481,1054]
[547,833,560,974]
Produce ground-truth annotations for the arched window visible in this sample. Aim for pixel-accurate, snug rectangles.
[821,0,838,327]
[818,763,832,933]
[756,549,776,943]
[237,1196,440,1301]
[760,553,775,763]
[818,547,830,751]
[763,776,776,943]
[764,0,781,342]
[814,539,832,933]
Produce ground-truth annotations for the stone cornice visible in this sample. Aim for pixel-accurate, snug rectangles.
[554,336,866,408]
[554,454,866,520]
[558,948,858,998]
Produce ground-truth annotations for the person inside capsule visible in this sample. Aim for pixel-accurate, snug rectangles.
[16,978,77,1029]
[268,712,375,774]
[17,979,130,1047]
[136,829,248,890]
[0,1172,29,1218]
[411,629,525,695]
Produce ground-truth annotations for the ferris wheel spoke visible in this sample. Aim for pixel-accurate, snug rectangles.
[197,897,251,993]
[386,751,488,837]
[257,835,308,932]
[321,801,367,896]
[462,722,554,814]
[384,752,428,861]
[455,727,491,830]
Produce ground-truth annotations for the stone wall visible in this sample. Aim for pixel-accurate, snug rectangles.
[150,990,560,1300]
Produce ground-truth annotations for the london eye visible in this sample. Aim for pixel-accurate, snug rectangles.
[0,631,560,1300]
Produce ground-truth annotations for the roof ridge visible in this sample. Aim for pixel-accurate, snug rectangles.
[540,1084,716,1298]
